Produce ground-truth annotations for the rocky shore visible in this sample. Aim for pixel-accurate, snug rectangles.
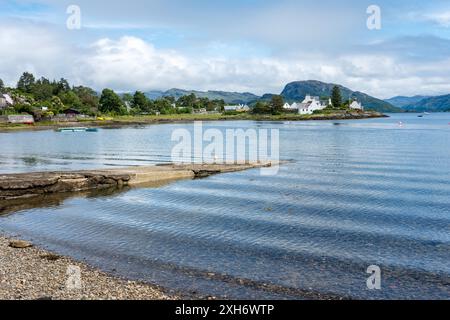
[0,162,276,300]
[0,163,274,200]
[0,236,176,300]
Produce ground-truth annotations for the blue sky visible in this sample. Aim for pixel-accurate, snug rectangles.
[1,0,450,98]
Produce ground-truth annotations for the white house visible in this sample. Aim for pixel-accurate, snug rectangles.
[349,101,364,110]
[224,104,250,112]
[298,95,327,115]
[194,108,207,114]
[0,94,14,109]
[3,94,14,105]
[283,102,301,110]
[302,95,320,104]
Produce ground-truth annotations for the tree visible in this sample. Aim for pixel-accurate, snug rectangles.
[32,77,54,101]
[270,95,284,114]
[54,78,71,95]
[178,93,196,108]
[99,89,126,115]
[132,91,150,112]
[17,72,36,93]
[0,78,4,93]
[163,96,176,104]
[155,98,175,114]
[73,86,99,113]
[213,99,225,112]
[331,86,342,109]
[59,91,82,109]
[14,103,34,115]
[252,101,271,114]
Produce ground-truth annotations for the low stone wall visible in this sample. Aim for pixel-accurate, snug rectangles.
[7,115,35,124]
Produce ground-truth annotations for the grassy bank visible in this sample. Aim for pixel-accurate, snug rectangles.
[0,110,387,132]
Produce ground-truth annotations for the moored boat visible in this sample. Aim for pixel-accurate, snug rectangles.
[56,127,98,132]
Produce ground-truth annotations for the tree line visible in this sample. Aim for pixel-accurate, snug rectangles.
[0,72,226,117]
[1,72,348,117]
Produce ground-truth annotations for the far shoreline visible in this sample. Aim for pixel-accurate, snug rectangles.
[0,111,388,133]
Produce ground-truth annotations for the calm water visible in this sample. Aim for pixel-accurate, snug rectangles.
[0,114,449,299]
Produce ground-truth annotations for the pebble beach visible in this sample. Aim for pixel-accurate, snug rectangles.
[0,236,175,300]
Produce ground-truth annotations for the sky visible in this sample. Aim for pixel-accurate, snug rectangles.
[1,0,450,98]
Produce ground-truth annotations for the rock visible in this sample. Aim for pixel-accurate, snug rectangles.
[40,253,61,261]
[9,240,33,249]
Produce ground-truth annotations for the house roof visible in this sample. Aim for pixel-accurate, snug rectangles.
[63,108,81,114]
[2,94,14,105]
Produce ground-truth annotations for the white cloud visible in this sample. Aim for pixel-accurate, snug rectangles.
[423,12,450,28]
[2,21,450,99]
[0,21,75,85]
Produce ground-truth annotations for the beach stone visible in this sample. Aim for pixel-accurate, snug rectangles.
[40,253,61,261]
[9,240,33,249]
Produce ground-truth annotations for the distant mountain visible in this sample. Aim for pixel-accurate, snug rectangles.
[145,88,260,105]
[145,90,165,100]
[402,94,450,112]
[385,96,431,108]
[259,93,275,101]
[142,80,400,112]
[281,80,402,113]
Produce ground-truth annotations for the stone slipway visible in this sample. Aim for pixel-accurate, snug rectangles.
[0,163,275,200]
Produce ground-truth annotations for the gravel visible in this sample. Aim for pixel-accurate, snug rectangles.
[0,236,177,300]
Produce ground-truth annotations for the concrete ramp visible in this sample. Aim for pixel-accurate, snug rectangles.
[0,162,275,200]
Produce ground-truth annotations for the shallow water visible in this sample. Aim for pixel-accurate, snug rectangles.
[0,114,449,299]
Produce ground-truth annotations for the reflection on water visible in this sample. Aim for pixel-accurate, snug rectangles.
[0,187,128,217]
[0,114,450,299]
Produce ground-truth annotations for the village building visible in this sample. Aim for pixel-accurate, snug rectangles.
[63,108,81,116]
[124,101,132,112]
[283,95,330,115]
[283,102,300,110]
[349,100,364,110]
[224,104,250,112]
[193,108,208,114]
[298,95,328,115]
[0,94,14,110]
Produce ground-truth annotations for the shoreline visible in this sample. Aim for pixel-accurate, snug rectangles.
[0,233,345,301]
[0,163,275,300]
[0,235,178,300]
[0,111,388,133]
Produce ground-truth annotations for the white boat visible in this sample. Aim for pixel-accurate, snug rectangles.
[57,127,98,132]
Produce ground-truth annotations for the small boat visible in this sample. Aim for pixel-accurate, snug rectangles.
[57,127,98,132]
[418,115,424,118]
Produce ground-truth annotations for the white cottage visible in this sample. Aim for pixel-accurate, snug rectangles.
[349,101,364,110]
[0,94,14,110]
[224,104,250,112]
[298,95,327,115]
[283,102,300,110]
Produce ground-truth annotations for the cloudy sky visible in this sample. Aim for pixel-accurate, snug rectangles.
[1,0,450,98]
